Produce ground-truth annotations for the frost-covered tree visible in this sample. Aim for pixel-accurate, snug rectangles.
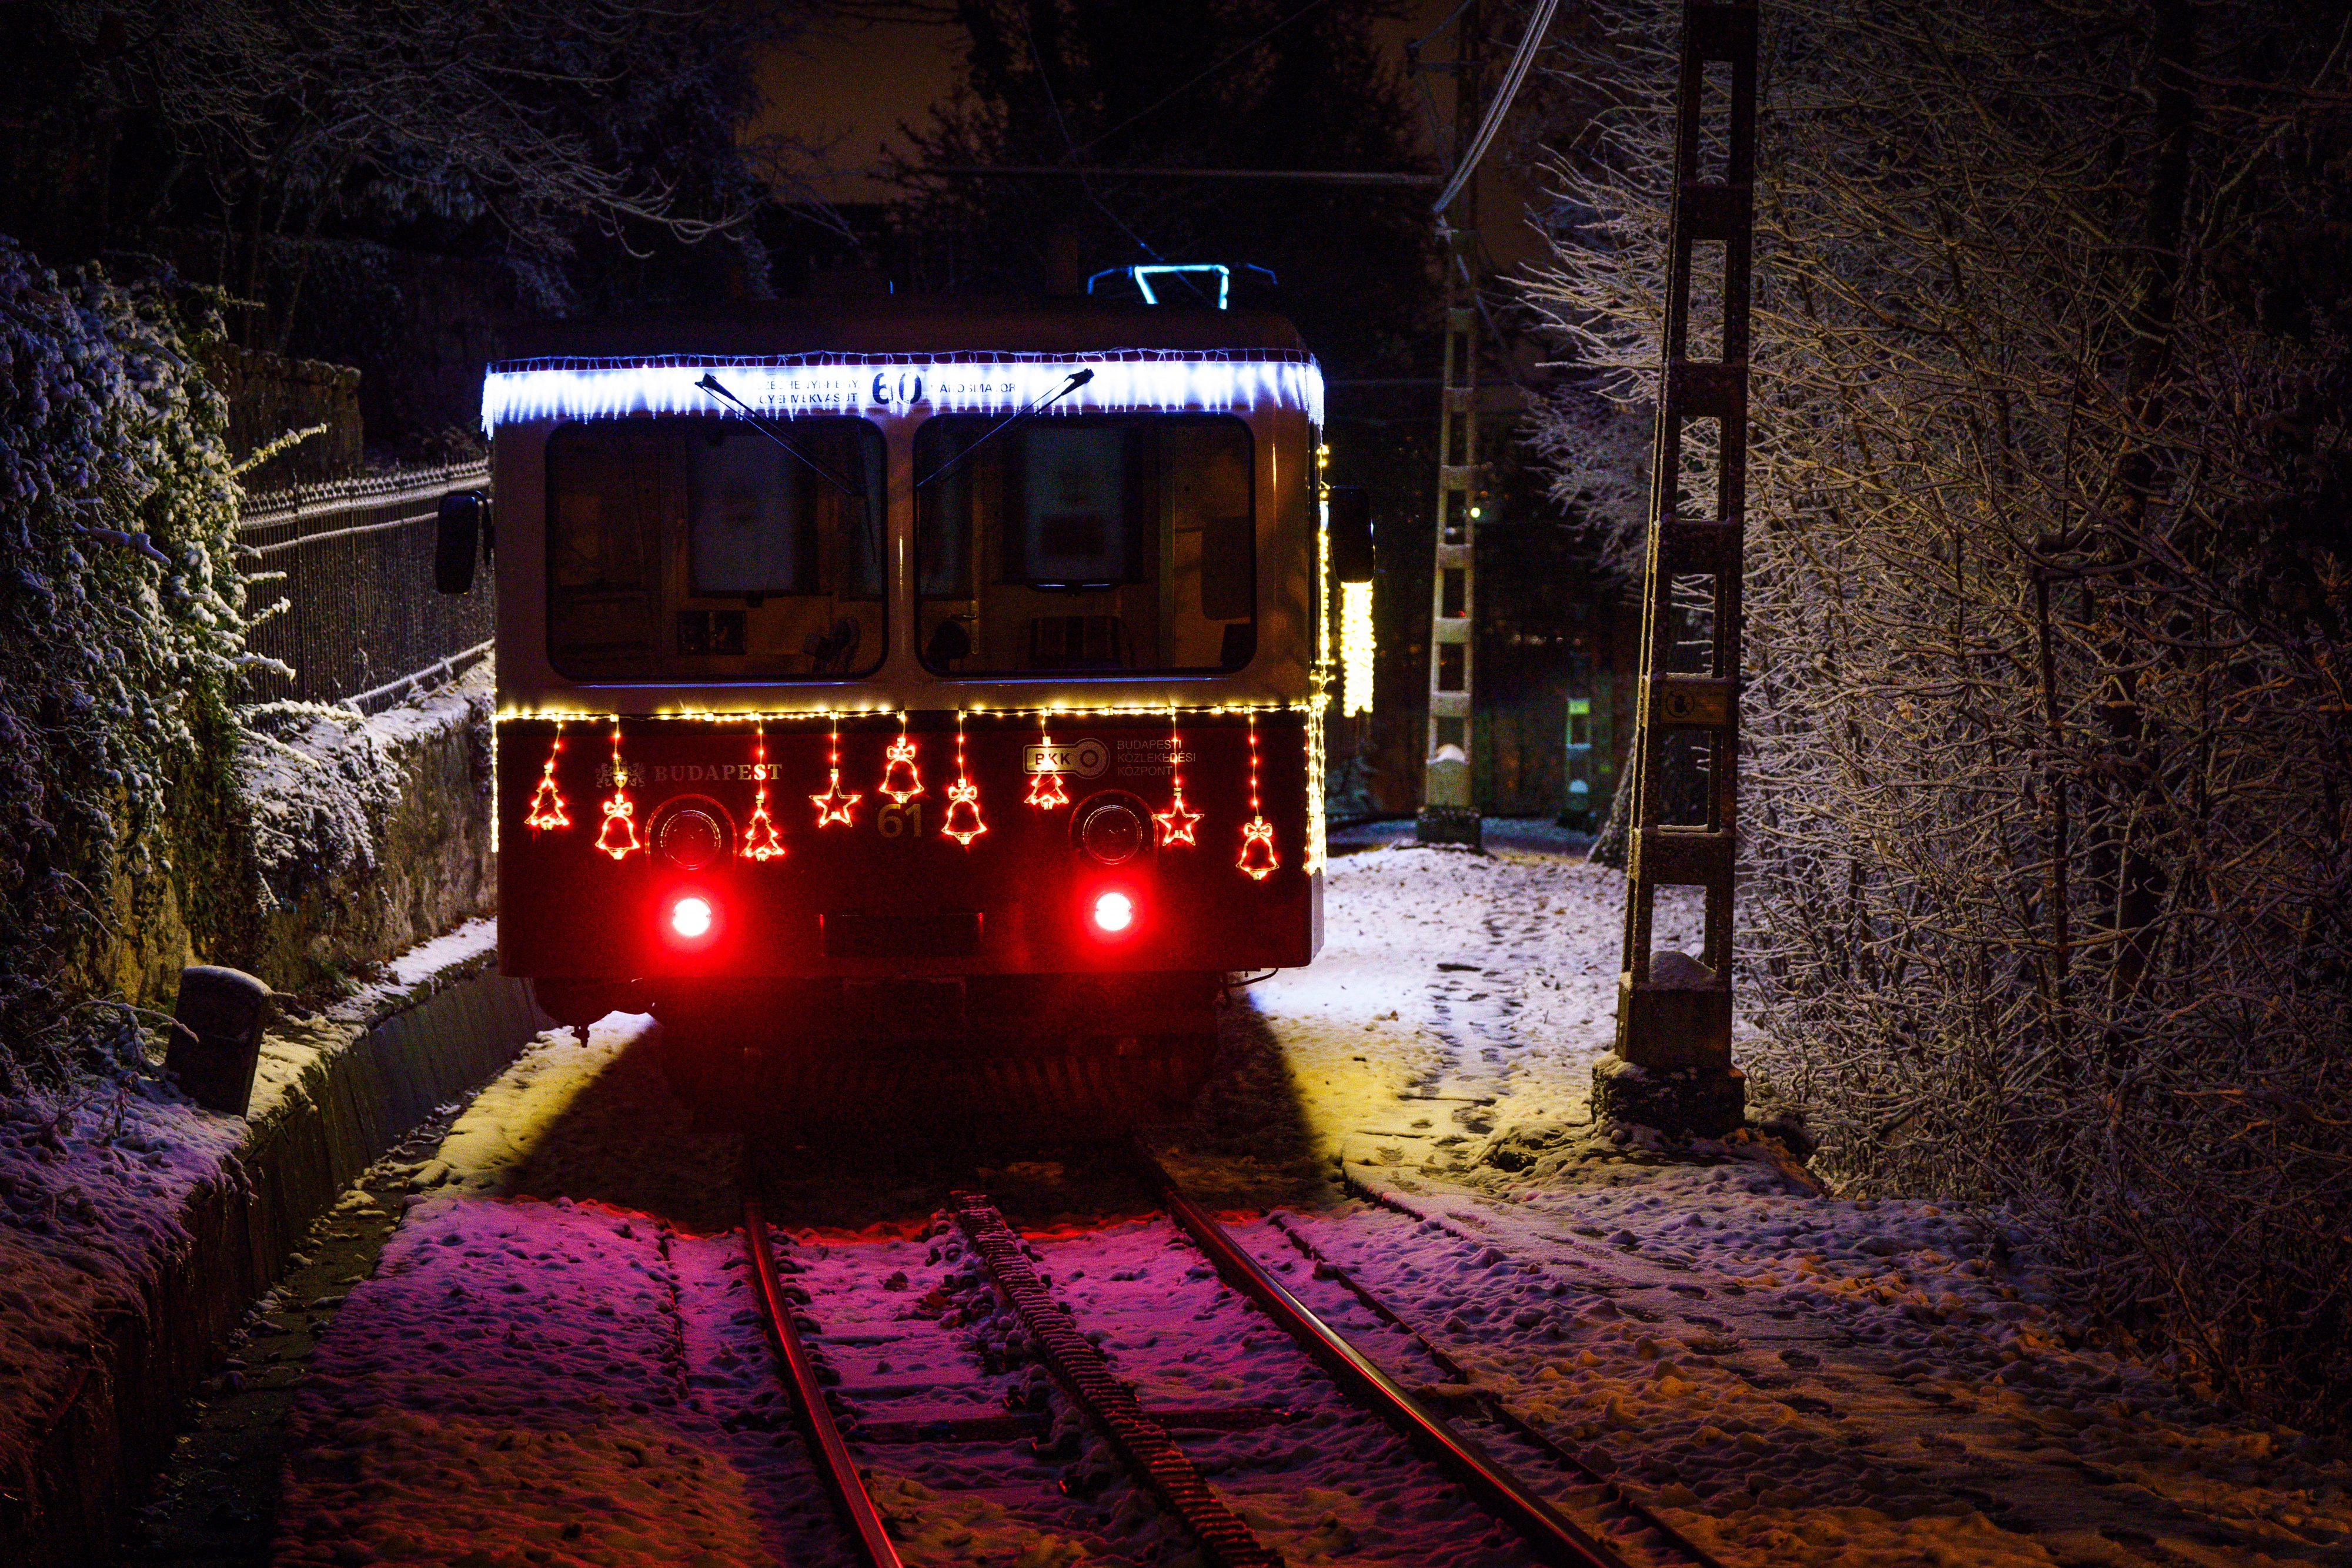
[0,239,257,1088]
[1524,0,2352,1426]
[0,0,820,340]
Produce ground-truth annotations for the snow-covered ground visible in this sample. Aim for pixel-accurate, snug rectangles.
[262,828,2350,1566]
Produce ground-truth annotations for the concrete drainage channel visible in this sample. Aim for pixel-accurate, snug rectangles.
[120,1111,467,1566]
[2,924,553,1568]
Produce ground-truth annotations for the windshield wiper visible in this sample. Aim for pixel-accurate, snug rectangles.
[914,368,1095,490]
[695,373,865,498]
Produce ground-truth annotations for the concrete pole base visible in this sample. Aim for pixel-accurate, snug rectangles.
[1415,805,1483,847]
[1592,1055,1746,1138]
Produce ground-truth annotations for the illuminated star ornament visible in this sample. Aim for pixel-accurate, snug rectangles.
[525,720,570,833]
[594,718,641,861]
[740,718,786,862]
[811,713,861,828]
[1025,714,1069,810]
[1152,704,1201,847]
[878,713,924,804]
[943,711,987,846]
[1236,711,1278,880]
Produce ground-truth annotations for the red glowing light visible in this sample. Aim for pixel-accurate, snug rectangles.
[812,714,861,828]
[878,717,924,804]
[943,713,986,845]
[1028,717,1069,809]
[595,718,641,861]
[741,720,785,861]
[1235,712,1277,879]
[670,896,713,939]
[1093,891,1135,933]
[1156,704,1201,847]
[526,721,570,833]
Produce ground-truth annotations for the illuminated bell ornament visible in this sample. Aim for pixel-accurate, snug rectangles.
[1025,770,1070,810]
[878,734,924,804]
[943,778,987,845]
[1154,785,1202,848]
[596,794,642,861]
[1238,817,1279,881]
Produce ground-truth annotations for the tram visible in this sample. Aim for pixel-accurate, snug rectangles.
[446,300,1338,1124]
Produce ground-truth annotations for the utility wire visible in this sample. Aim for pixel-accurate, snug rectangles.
[1067,0,1339,160]
[1019,8,1180,284]
[1430,0,1561,216]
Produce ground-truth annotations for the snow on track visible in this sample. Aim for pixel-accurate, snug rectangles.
[272,830,2351,1566]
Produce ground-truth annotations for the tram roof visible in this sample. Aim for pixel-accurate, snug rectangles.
[495,298,1311,363]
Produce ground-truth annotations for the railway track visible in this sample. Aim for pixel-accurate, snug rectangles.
[737,1147,1730,1568]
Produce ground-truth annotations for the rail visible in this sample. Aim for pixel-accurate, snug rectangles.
[1130,1143,1639,1568]
[741,1196,904,1568]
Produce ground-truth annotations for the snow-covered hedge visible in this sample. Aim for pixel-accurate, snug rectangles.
[0,236,258,1088]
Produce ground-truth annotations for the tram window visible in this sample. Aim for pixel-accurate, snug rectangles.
[546,417,884,681]
[914,414,1253,675]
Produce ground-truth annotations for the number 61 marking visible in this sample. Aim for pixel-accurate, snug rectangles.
[878,802,924,838]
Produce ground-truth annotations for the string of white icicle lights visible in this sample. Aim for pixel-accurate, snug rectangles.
[480,352,1325,432]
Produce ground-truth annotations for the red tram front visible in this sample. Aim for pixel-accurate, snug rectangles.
[475,303,1330,1122]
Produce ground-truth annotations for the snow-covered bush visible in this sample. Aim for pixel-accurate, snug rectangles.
[0,236,256,1088]
[1523,1,2352,1429]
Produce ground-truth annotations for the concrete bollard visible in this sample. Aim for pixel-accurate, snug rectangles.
[166,966,272,1116]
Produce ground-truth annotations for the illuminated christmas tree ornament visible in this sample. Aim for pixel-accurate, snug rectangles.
[740,718,786,861]
[878,712,924,804]
[1025,716,1069,809]
[943,711,987,845]
[525,721,570,833]
[1237,711,1278,880]
[1153,706,1201,847]
[595,718,642,861]
[811,713,862,828]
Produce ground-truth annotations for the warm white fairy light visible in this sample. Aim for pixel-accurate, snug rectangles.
[1340,580,1375,717]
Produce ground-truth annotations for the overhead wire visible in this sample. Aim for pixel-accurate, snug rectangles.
[1429,0,1561,216]
[1066,0,1341,160]
[1018,6,1190,290]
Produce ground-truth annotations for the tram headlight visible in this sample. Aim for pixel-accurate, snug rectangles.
[1092,891,1135,934]
[670,896,714,940]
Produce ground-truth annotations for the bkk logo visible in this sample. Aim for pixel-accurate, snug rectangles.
[1021,739,1108,779]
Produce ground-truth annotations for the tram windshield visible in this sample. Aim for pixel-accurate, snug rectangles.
[914,413,1255,676]
[546,417,884,680]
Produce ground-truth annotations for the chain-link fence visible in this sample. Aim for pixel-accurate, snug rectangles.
[238,460,493,710]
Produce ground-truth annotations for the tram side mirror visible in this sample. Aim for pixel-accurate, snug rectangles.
[435,490,492,594]
[1327,486,1374,583]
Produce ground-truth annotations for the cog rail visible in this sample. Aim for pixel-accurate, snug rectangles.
[951,1191,1284,1568]
[741,1195,904,1568]
[1131,1144,1643,1568]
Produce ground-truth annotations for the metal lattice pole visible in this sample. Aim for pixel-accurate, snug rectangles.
[1417,5,1488,850]
[1601,0,1758,1134]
